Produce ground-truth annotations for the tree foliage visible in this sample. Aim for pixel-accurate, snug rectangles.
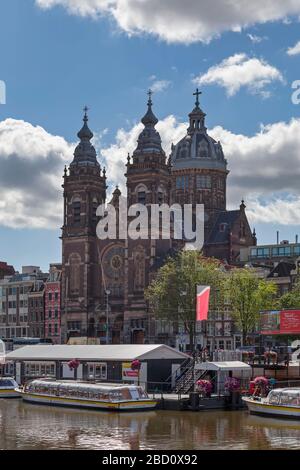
[145,250,225,350]
[226,268,277,343]
[278,280,300,309]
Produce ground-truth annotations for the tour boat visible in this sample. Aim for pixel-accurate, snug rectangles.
[18,379,157,411]
[243,388,300,419]
[0,377,21,398]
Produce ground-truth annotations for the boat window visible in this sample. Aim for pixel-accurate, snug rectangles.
[268,391,280,405]
[0,379,15,387]
[137,387,148,398]
[121,388,132,400]
[280,393,300,406]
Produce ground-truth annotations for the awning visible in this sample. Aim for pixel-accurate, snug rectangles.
[195,361,251,372]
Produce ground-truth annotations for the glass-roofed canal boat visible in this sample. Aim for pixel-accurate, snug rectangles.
[0,377,20,398]
[18,379,157,411]
[243,388,300,419]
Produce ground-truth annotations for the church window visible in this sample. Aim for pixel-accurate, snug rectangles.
[176,175,189,190]
[137,191,146,205]
[69,254,81,294]
[133,247,146,292]
[72,200,81,224]
[158,192,164,204]
[92,200,98,222]
[196,175,211,189]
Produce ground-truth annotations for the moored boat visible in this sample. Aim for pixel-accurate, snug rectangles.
[18,379,157,411]
[243,388,300,419]
[0,377,21,398]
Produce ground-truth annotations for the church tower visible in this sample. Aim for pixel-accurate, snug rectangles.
[61,108,107,341]
[123,91,172,344]
[170,90,228,239]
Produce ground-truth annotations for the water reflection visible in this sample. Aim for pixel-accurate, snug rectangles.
[0,400,300,450]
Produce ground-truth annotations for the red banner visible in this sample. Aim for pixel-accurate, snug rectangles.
[280,310,300,334]
[260,310,300,335]
[196,286,210,321]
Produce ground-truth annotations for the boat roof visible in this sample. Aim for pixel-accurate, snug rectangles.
[28,379,141,390]
[271,388,300,394]
[5,344,188,361]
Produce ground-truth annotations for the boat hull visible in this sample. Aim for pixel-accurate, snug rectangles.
[20,391,157,411]
[0,389,21,399]
[242,397,300,419]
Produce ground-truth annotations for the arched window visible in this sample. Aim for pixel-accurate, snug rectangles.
[133,246,145,292]
[72,197,81,224]
[69,253,81,294]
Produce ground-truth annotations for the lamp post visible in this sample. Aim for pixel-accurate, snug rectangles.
[105,290,110,344]
[180,290,187,352]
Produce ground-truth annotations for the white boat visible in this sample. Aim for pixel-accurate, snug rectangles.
[243,388,300,419]
[18,379,157,411]
[0,377,21,398]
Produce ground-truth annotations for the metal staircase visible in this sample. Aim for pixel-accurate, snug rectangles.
[174,362,206,394]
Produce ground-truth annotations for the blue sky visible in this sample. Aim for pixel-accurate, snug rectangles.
[1,0,300,271]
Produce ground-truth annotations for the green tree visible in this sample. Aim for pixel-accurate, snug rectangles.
[279,280,300,309]
[226,269,277,344]
[145,250,225,351]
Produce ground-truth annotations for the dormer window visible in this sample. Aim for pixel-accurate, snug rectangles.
[198,140,209,158]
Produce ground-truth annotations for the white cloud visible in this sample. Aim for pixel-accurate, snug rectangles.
[194,53,284,97]
[247,33,268,44]
[101,116,300,226]
[150,80,171,93]
[0,119,73,229]
[287,40,300,56]
[35,0,300,44]
[2,113,300,230]
[210,119,300,225]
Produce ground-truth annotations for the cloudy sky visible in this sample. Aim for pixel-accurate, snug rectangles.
[1,0,300,271]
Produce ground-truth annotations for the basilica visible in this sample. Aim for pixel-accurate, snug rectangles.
[60,91,256,345]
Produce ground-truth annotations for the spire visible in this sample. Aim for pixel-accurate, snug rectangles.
[133,90,164,156]
[141,89,159,127]
[77,106,93,141]
[70,107,100,169]
[188,88,206,133]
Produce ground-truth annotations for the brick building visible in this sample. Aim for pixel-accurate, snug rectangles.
[61,92,255,344]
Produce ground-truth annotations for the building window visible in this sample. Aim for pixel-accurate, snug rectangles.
[137,191,146,205]
[48,310,52,319]
[73,200,81,224]
[196,175,211,189]
[48,292,52,301]
[88,363,107,380]
[176,175,189,190]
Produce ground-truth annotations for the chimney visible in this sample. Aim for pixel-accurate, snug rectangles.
[276,231,279,245]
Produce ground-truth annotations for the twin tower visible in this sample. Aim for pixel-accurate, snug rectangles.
[60,91,255,345]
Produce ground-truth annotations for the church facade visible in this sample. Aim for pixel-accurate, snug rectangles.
[60,93,256,345]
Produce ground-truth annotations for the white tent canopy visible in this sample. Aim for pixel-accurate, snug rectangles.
[195,361,251,372]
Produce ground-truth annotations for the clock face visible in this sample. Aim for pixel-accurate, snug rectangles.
[103,246,124,279]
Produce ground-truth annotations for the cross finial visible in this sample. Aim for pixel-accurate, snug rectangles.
[193,88,202,108]
[147,89,153,106]
[83,106,89,122]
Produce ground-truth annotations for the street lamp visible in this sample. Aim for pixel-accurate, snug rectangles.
[105,290,110,345]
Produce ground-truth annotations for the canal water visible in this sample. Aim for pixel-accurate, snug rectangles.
[0,400,300,450]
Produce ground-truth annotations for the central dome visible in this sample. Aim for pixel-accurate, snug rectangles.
[171,92,227,171]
